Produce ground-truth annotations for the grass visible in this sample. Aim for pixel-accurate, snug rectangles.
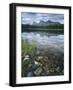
[21,40,38,77]
[21,39,37,57]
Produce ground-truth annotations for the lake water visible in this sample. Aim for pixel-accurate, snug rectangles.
[21,32,64,53]
[21,32,64,76]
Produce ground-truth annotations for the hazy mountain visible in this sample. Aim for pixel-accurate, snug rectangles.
[30,20,60,26]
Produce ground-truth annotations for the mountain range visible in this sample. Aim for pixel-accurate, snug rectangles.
[32,20,60,26]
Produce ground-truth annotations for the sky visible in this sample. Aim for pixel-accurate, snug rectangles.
[21,12,64,25]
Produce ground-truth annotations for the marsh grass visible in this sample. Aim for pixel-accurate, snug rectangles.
[21,39,37,60]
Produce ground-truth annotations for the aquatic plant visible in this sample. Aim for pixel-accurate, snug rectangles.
[22,39,37,56]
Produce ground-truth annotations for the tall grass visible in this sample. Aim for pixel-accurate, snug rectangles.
[21,39,37,57]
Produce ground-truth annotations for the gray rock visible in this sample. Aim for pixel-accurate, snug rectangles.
[37,56,43,61]
[56,66,60,72]
[34,67,42,76]
[27,72,33,77]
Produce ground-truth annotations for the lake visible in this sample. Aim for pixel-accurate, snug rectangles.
[21,32,64,77]
[21,32,64,53]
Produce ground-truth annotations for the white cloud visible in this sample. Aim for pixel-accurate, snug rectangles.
[21,12,64,25]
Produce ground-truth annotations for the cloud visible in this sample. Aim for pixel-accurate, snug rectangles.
[21,12,64,25]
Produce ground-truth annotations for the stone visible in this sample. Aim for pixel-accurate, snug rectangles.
[34,67,42,76]
[27,72,33,77]
[25,55,29,58]
[36,51,40,55]
[28,63,32,68]
[49,68,54,73]
[23,55,30,61]
[34,61,38,65]
[37,56,43,61]
[23,57,29,61]
[56,66,60,72]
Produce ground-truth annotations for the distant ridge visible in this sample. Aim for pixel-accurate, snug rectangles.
[22,20,61,26]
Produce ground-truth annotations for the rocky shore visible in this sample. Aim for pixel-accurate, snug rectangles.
[22,46,64,77]
[21,32,64,77]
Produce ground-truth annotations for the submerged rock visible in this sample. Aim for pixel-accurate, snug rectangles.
[22,33,64,77]
[27,72,33,77]
[23,57,29,61]
[23,55,30,61]
[37,56,43,60]
[34,67,42,76]
[56,66,60,72]
[34,61,39,65]
[25,55,29,58]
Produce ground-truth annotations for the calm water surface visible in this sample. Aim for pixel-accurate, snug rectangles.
[22,32,64,53]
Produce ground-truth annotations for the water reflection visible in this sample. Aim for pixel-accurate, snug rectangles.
[21,32,64,77]
[22,32,64,53]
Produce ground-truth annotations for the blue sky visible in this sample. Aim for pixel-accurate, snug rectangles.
[21,12,64,25]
